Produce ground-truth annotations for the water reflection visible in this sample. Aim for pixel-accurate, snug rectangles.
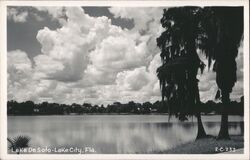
[8,115,243,154]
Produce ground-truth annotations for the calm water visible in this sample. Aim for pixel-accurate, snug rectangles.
[8,115,243,154]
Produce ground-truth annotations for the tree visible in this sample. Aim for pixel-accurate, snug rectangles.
[157,7,207,139]
[7,135,30,154]
[21,101,35,115]
[199,7,243,139]
[157,7,243,140]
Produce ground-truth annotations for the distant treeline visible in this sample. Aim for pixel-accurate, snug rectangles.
[7,98,243,116]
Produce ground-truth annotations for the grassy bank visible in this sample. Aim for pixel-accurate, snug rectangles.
[154,135,243,154]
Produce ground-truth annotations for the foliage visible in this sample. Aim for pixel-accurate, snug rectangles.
[7,99,243,115]
[156,7,243,120]
[156,7,243,139]
[156,7,205,120]
[198,7,243,96]
[7,135,30,154]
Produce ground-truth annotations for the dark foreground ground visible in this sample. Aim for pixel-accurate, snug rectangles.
[154,135,244,154]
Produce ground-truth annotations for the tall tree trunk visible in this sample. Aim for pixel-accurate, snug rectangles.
[196,113,207,140]
[217,91,230,140]
[193,77,207,140]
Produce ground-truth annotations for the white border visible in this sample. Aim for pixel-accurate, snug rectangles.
[0,0,249,160]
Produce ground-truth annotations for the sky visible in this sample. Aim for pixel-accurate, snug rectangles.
[7,6,244,105]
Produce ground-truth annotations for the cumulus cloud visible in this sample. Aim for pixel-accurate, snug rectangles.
[34,7,67,24]
[7,7,243,105]
[8,7,164,104]
[109,7,163,33]
[35,8,93,82]
[85,34,152,85]
[116,67,151,91]
[7,50,34,101]
[7,7,28,23]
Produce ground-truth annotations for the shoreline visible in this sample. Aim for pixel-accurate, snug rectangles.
[153,135,244,154]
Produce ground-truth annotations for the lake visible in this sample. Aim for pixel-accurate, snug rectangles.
[7,115,243,154]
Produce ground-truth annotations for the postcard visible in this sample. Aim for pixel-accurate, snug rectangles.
[0,0,249,160]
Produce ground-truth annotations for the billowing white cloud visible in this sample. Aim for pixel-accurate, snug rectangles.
[36,8,95,82]
[33,54,64,80]
[85,35,152,85]
[7,7,244,105]
[34,7,67,24]
[7,50,34,101]
[109,7,163,33]
[116,67,151,91]
[7,8,28,23]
